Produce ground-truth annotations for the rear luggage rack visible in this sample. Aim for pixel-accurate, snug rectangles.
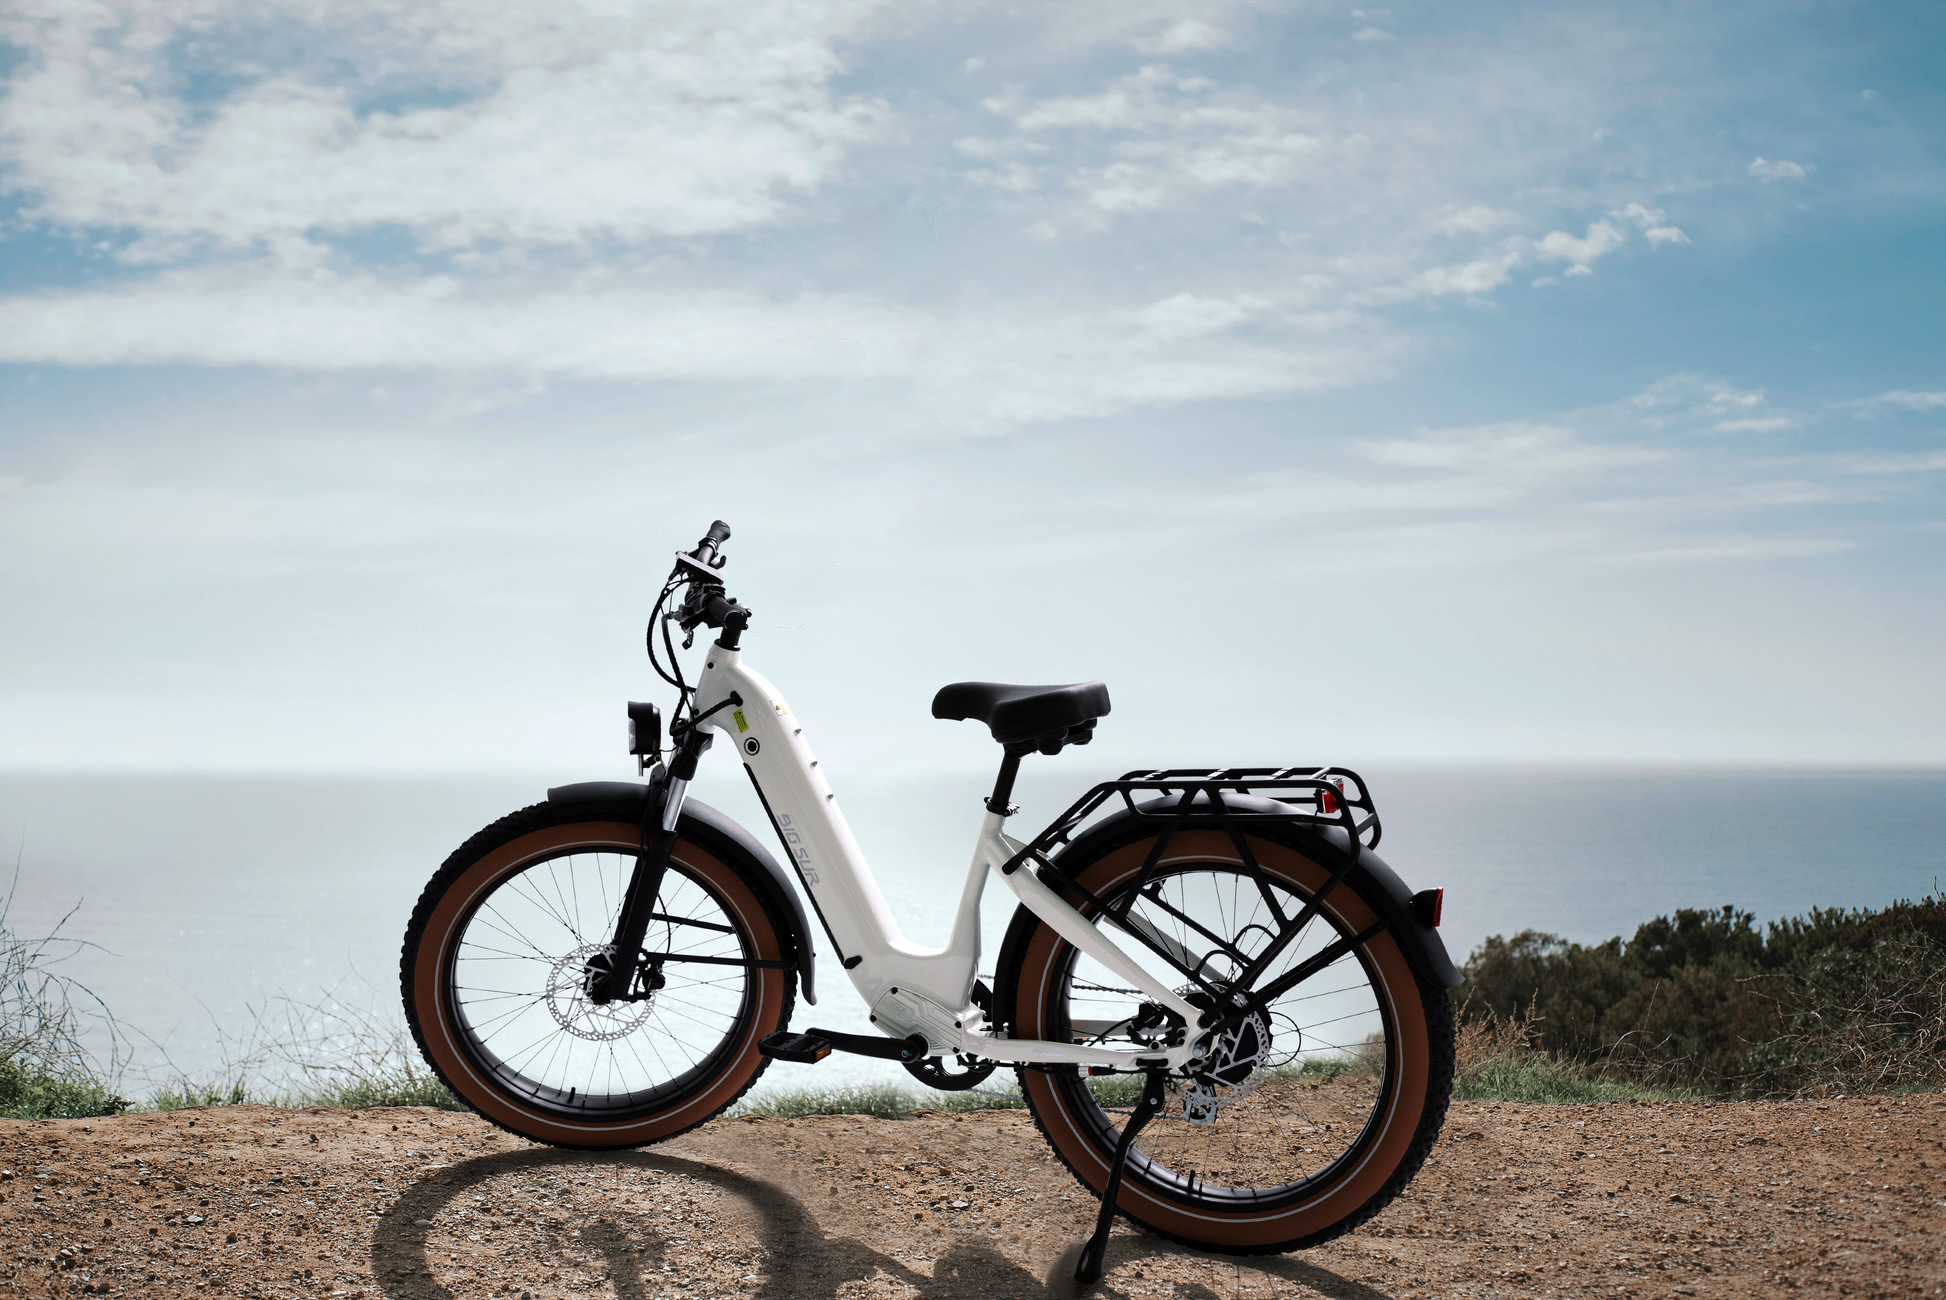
[997,766,1380,880]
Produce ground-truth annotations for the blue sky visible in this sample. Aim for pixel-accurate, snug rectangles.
[1,0,1942,777]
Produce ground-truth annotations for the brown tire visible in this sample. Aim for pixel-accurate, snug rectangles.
[1000,827,1453,1255]
[401,798,793,1148]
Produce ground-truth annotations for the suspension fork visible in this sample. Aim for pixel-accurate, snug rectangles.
[589,727,714,1004]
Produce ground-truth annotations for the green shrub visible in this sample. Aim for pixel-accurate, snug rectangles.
[149,1079,251,1110]
[1459,897,1946,1097]
[303,1075,469,1111]
[0,1057,127,1119]
[1453,1051,1691,1104]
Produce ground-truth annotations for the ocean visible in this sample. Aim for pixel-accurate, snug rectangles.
[2,766,1940,1098]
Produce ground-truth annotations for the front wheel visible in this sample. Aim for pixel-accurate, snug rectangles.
[401,798,794,1148]
[998,825,1454,1255]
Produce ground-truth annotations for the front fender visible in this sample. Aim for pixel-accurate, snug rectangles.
[545,780,816,1005]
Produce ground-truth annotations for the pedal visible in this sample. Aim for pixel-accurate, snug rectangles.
[759,1030,832,1064]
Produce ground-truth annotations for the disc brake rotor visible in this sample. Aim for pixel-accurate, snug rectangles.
[547,944,655,1042]
[1180,987,1277,1124]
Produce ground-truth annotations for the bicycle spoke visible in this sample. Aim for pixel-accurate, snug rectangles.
[1052,858,1392,1199]
[445,848,754,1116]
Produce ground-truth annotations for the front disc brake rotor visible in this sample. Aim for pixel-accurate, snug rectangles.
[549,944,654,1041]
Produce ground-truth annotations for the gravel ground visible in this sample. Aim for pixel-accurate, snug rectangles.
[1,1094,1941,1300]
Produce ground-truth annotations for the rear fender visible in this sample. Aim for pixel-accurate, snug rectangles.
[994,790,1458,1023]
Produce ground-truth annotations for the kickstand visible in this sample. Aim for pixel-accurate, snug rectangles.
[1074,1069,1169,1285]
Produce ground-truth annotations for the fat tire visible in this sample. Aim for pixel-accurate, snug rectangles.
[998,825,1455,1255]
[401,798,794,1149]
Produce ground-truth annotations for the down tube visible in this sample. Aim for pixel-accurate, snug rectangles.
[690,646,952,1003]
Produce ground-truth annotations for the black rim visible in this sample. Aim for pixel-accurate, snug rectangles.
[441,846,758,1121]
[1043,860,1399,1210]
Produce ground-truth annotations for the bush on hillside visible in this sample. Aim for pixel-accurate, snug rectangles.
[1460,897,1946,1096]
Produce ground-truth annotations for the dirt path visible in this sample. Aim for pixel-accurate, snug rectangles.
[2,1095,1941,1300]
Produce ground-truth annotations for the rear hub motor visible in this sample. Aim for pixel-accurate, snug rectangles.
[1181,987,1275,1123]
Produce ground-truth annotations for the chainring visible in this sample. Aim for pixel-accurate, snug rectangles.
[903,1053,999,1092]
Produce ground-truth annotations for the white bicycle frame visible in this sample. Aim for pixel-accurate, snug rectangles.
[685,644,1203,1071]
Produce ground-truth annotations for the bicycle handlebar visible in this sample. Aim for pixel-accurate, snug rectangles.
[700,591,747,630]
[666,519,752,648]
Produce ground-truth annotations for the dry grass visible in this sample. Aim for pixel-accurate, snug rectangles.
[1740,932,1946,1097]
[1453,997,1696,1103]
[0,856,130,1117]
[146,972,465,1111]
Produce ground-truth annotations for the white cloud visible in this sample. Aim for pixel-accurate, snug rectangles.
[1604,538,1856,566]
[1749,157,1808,182]
[1351,27,1395,43]
[1534,219,1627,267]
[1408,245,1524,297]
[0,272,1393,424]
[0,0,889,250]
[1831,452,1946,474]
[1614,202,1688,245]
[987,66,1334,218]
[1849,389,1946,413]
[1621,375,1805,434]
[1367,422,1665,475]
[1432,205,1518,235]
[1387,197,1687,299]
[1132,19,1230,53]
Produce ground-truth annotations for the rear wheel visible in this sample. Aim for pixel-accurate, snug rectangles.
[401,799,793,1148]
[999,826,1453,1255]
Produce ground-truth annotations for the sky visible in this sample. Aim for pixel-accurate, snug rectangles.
[2,0,1943,781]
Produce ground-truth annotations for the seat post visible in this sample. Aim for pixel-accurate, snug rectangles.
[986,746,1028,815]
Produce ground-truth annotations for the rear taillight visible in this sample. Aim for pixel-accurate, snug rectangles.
[1409,887,1444,928]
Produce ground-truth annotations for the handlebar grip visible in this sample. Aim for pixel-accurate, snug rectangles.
[691,519,733,569]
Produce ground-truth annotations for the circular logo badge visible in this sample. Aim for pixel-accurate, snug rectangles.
[743,737,761,755]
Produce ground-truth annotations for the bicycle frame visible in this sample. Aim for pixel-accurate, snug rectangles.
[687,644,1203,1071]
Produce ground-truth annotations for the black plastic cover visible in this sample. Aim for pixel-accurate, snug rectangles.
[626,701,661,757]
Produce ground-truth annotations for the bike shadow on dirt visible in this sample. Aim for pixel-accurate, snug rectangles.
[371,1147,1394,1300]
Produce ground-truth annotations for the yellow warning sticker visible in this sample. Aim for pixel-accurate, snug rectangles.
[733,708,749,733]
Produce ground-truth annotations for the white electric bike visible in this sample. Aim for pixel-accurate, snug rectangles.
[403,521,1460,1274]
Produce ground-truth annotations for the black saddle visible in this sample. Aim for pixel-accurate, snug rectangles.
[932,680,1110,754]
